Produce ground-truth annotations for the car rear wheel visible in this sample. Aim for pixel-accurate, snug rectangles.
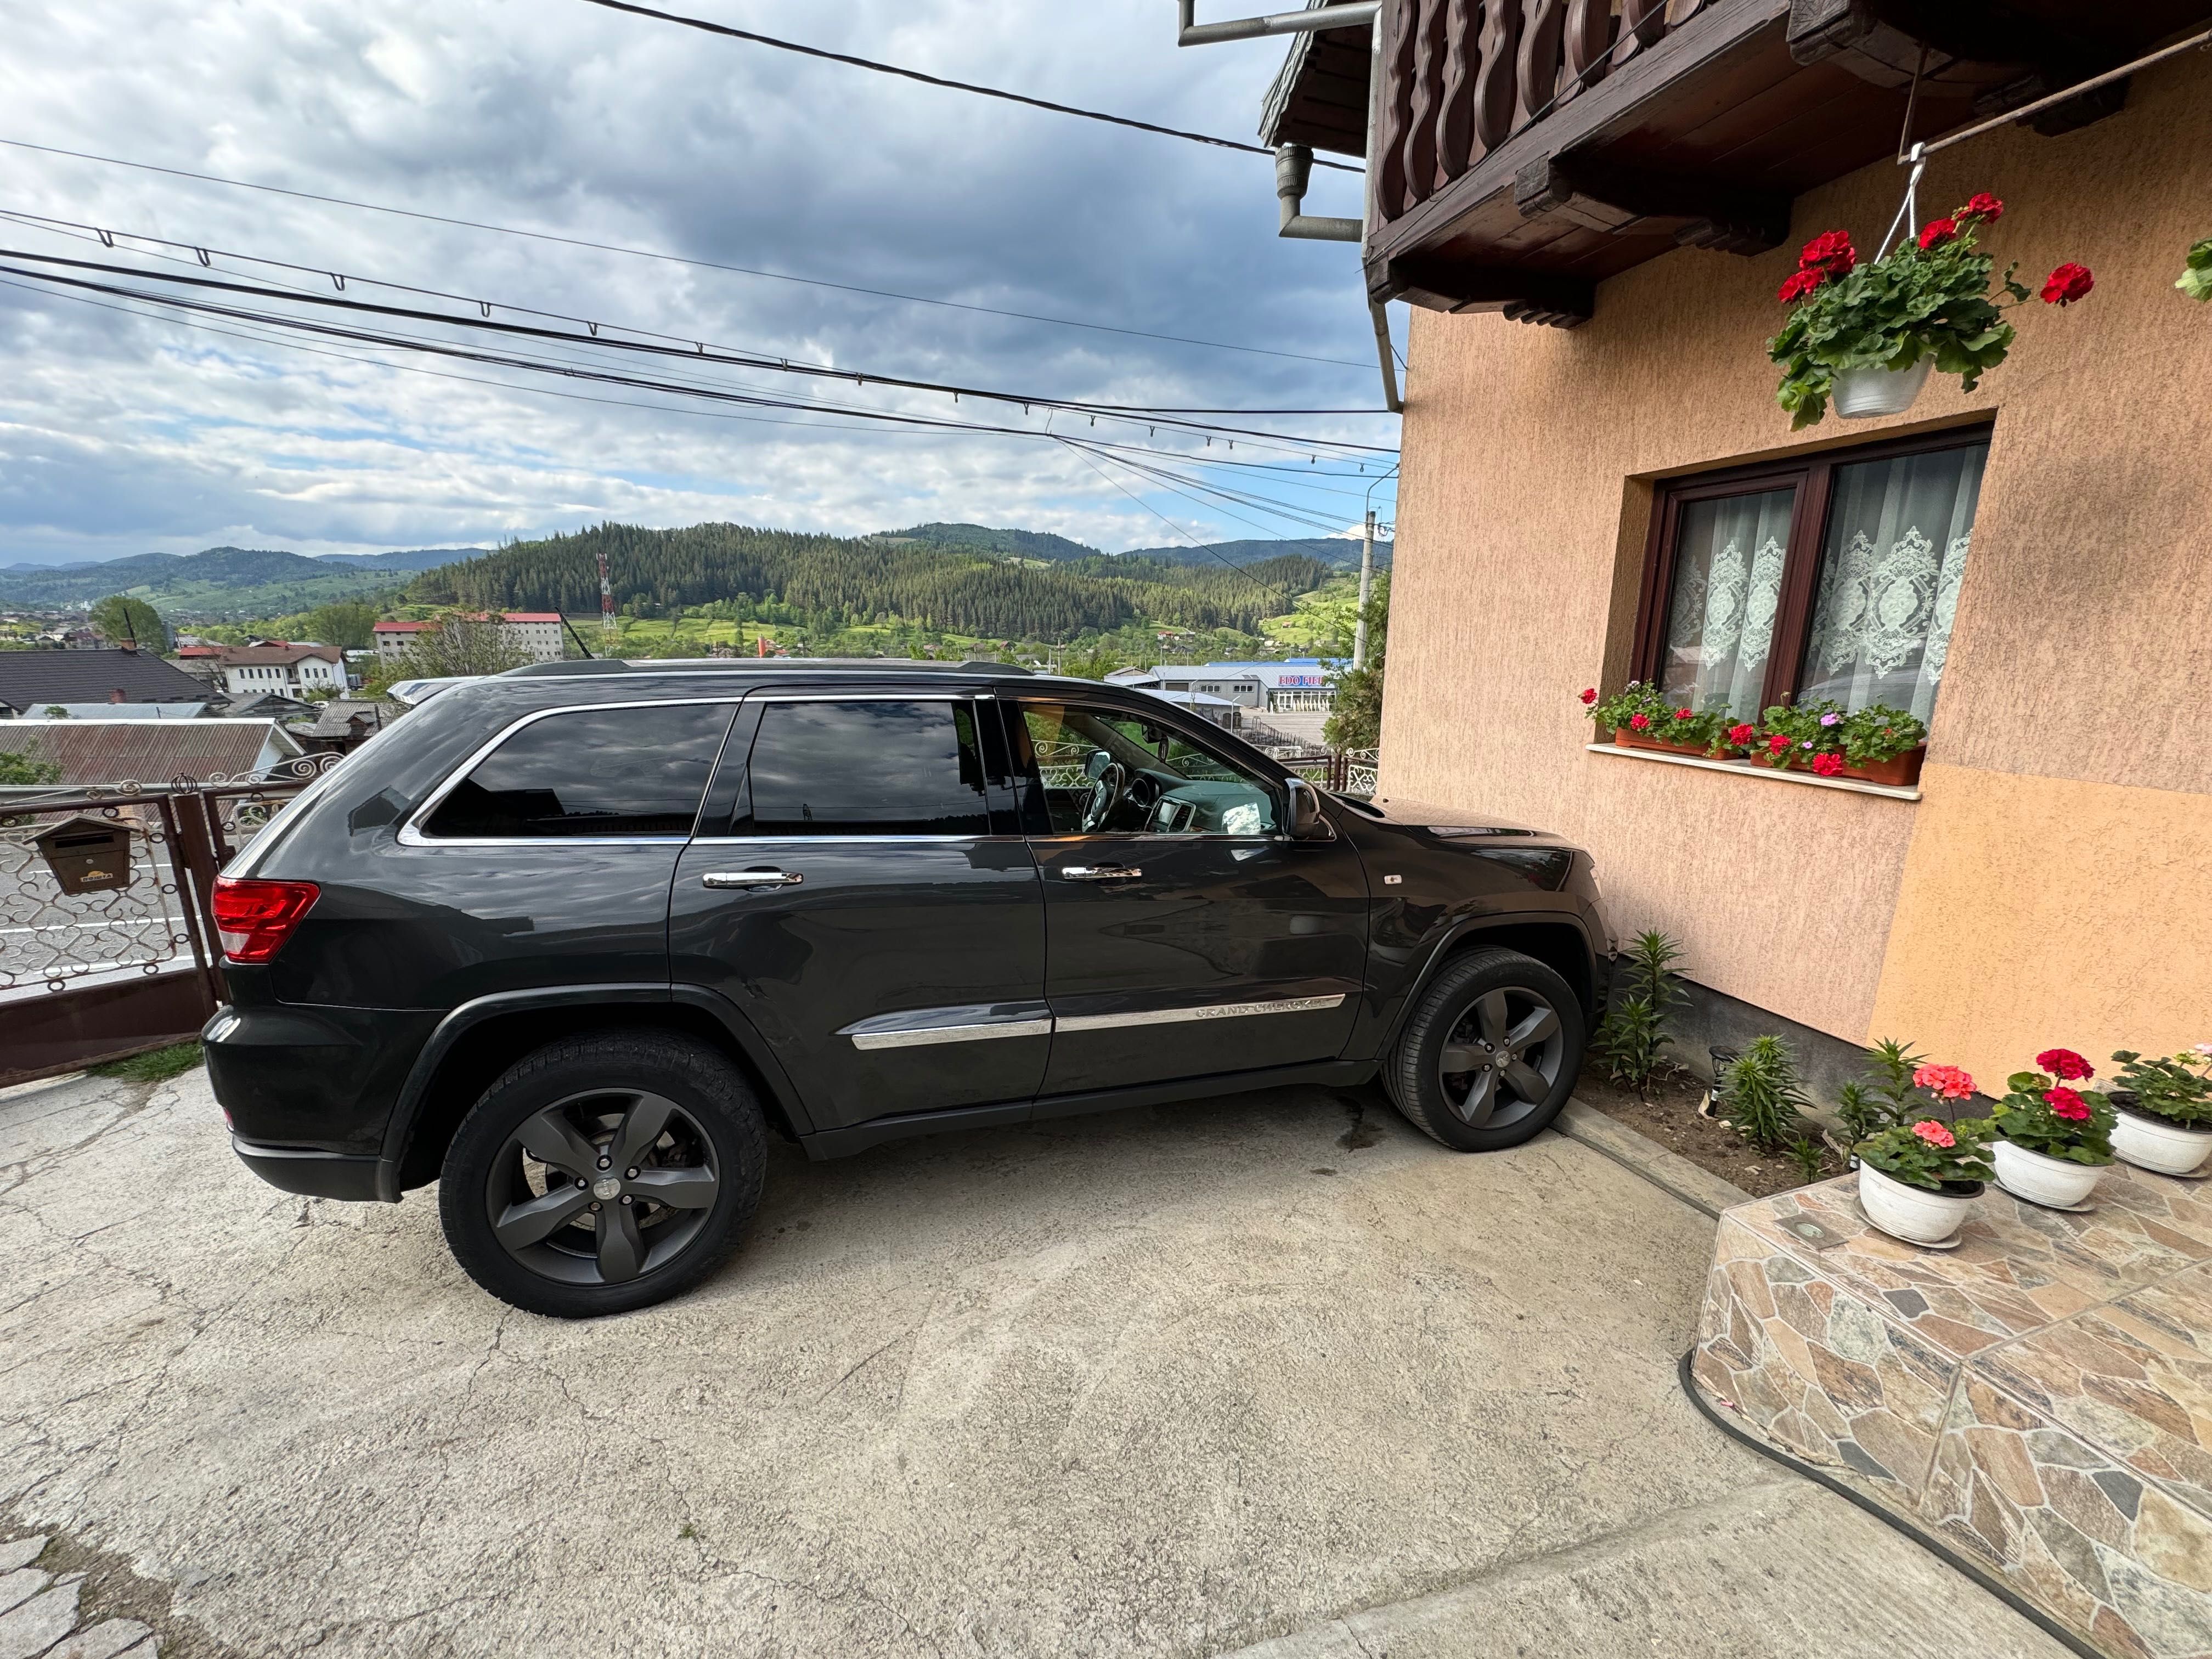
[1385,947,1584,1152]
[438,1032,766,1317]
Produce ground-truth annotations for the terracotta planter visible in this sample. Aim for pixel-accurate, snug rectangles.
[1612,730,1724,760]
[1834,358,1933,420]
[1993,1139,2106,1209]
[2110,1100,2212,1177]
[1752,746,1925,787]
[1858,1163,1979,1245]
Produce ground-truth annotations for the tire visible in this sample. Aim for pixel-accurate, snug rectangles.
[1385,947,1585,1152]
[438,1032,766,1318]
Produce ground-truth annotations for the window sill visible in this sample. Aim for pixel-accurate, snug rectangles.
[1584,743,1921,802]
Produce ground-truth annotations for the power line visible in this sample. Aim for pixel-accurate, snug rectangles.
[0,137,1369,369]
[0,247,1401,451]
[573,0,1362,173]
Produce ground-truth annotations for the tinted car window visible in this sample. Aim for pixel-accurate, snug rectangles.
[1009,702,1279,836]
[421,703,735,839]
[744,700,990,836]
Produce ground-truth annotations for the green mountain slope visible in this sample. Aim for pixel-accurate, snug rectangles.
[0,546,405,618]
[876,523,1102,562]
[414,522,1328,642]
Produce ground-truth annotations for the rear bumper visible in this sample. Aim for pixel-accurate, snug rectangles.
[230,1135,384,1201]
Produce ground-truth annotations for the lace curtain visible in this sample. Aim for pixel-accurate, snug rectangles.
[1657,488,1795,721]
[1799,447,1985,722]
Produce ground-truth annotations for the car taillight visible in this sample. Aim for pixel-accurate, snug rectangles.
[211,877,320,963]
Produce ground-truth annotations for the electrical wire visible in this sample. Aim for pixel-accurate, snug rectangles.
[572,0,1362,173]
[0,137,1371,370]
[0,249,1401,451]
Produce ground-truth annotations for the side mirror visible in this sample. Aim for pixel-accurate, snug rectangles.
[1286,777,1330,840]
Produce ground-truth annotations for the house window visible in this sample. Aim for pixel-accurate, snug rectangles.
[1633,429,1988,724]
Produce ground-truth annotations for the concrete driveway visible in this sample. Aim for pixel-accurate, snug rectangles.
[2,1065,2066,1658]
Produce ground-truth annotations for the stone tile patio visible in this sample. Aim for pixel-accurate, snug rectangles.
[1691,1163,2212,1658]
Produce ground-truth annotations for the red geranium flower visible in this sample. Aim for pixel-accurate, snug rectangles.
[1674,708,1694,721]
[1810,753,1846,777]
[2042,263,2094,306]
[1727,723,1756,746]
[2044,1087,2092,1122]
[1798,230,1855,274]
[2034,1048,2094,1081]
[1954,193,2004,224]
[1911,1119,1956,1148]
[1918,217,1959,250]
[1914,1063,1977,1102]
[1628,712,1651,731]
[1778,268,1825,303]
[1767,733,1790,755]
[1579,687,1598,706]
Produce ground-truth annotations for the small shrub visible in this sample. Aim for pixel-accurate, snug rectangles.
[1590,930,1685,1094]
[1788,1136,1826,1186]
[1721,1035,1809,1152]
[1834,1081,1887,1144]
[2111,1048,2212,1129]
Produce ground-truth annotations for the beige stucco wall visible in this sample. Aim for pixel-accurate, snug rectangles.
[1381,49,2212,1071]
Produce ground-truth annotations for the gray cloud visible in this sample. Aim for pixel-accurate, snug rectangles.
[0,0,1397,566]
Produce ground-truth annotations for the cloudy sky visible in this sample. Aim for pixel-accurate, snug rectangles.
[0,1,1399,566]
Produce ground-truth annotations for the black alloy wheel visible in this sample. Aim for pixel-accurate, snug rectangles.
[439,1032,765,1317]
[1385,947,1585,1152]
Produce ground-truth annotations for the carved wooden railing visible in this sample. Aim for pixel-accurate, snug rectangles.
[1375,0,1711,223]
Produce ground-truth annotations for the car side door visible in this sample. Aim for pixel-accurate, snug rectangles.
[1002,695,1369,1100]
[668,692,1048,1133]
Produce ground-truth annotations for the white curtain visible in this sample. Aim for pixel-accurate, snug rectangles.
[1658,488,1796,721]
[1799,446,1985,723]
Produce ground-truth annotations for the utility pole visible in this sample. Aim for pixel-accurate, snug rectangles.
[596,549,617,639]
[1353,507,1375,670]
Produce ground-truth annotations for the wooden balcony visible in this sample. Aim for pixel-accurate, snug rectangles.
[1263,0,2212,326]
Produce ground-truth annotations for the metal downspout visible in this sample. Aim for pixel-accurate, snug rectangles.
[1177,3,1400,413]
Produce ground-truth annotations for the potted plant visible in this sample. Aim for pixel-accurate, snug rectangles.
[2180,238,2212,302]
[2107,1046,2212,1175]
[1855,1107,1996,1245]
[1769,194,2094,428]
[1578,684,1741,758]
[1751,701,1928,786]
[1989,1048,2114,1209]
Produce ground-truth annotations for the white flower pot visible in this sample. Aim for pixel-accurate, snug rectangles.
[2111,1106,2212,1177]
[1993,1139,2106,1209]
[1858,1162,1978,1245]
[1833,358,1933,420]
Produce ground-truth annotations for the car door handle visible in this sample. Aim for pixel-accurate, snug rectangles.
[700,870,803,888]
[1060,865,1141,882]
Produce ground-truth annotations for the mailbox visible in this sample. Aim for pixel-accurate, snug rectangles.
[33,815,137,895]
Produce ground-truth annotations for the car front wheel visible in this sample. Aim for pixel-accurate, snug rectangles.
[1385,947,1584,1152]
[438,1032,766,1317]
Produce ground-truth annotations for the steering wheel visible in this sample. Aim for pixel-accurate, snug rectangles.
[1080,752,1128,832]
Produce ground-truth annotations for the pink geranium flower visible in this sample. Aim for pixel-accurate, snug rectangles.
[2044,1087,2091,1122]
[1914,1063,1976,1101]
[2034,1048,2094,1081]
[1911,1119,1956,1148]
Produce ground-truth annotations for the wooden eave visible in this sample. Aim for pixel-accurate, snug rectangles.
[1259,0,1379,157]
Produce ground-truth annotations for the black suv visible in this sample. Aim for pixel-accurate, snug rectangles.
[206,661,1610,1317]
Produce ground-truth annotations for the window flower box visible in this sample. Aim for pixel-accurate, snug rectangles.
[1750,746,1926,788]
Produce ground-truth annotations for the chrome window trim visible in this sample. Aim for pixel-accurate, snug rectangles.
[397,696,747,849]
[689,834,1015,845]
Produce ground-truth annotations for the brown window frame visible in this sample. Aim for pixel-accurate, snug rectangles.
[1629,425,1994,715]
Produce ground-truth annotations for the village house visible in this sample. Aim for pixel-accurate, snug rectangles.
[372,612,567,663]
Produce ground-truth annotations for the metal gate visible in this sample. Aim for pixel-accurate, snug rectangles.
[0,760,336,1087]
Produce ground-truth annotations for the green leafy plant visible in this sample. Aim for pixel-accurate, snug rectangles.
[1769,195,2092,428]
[1788,1136,1826,1186]
[1991,1050,2114,1166]
[1577,682,1740,755]
[1834,1081,1887,1145]
[1720,1035,1810,1152]
[1590,930,1686,1093]
[1753,701,1928,774]
[0,749,62,786]
[2180,238,2212,303]
[1856,1115,1997,1191]
[2110,1047,2212,1129]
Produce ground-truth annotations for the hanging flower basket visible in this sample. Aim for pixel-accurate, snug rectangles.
[1768,193,2093,428]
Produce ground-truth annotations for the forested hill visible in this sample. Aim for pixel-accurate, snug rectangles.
[413,522,1329,641]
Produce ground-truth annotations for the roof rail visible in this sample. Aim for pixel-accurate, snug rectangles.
[501,656,1034,677]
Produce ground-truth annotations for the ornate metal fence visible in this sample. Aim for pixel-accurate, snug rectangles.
[0,758,337,1086]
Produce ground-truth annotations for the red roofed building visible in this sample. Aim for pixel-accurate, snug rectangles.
[373,613,566,664]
